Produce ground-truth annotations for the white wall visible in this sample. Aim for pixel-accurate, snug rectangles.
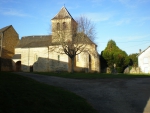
[15,47,69,72]
[138,47,150,73]
[14,44,100,72]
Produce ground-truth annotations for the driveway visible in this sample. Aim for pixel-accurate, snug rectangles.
[15,72,150,113]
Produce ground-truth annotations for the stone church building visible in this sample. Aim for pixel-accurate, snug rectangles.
[13,7,100,72]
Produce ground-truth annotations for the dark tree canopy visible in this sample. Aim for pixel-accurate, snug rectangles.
[101,40,129,73]
[128,53,138,67]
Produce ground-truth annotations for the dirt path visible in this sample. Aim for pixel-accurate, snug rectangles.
[15,72,150,113]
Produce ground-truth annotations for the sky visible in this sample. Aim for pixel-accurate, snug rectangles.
[0,0,150,55]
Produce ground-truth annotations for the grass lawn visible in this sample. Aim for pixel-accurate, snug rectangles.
[34,72,150,79]
[0,72,97,113]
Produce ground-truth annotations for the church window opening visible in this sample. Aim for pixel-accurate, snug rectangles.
[63,22,67,30]
[89,54,91,62]
[143,57,148,64]
[57,23,60,30]
[58,55,60,61]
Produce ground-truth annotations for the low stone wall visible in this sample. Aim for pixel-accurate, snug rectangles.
[0,58,15,71]
[130,67,141,74]
[124,66,141,74]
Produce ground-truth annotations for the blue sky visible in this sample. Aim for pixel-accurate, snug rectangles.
[0,0,150,55]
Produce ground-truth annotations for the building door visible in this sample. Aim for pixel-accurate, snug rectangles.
[16,61,21,71]
[30,65,33,72]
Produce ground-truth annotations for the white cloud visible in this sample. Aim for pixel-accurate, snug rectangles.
[113,34,150,42]
[90,0,104,7]
[84,12,114,22]
[0,8,29,17]
[115,0,150,8]
[126,34,150,41]
[115,18,131,26]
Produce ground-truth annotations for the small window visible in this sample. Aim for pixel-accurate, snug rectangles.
[58,55,60,61]
[63,22,67,30]
[57,23,60,30]
[143,57,148,64]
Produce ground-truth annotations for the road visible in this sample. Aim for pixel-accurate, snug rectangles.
[15,72,150,113]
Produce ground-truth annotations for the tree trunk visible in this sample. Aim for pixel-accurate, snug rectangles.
[71,57,75,73]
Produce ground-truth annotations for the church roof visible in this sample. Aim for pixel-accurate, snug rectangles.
[16,35,52,48]
[52,6,73,19]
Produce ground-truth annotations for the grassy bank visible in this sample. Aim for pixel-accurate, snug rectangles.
[0,72,97,113]
[34,72,150,79]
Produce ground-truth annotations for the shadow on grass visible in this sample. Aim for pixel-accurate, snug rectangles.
[0,72,97,113]
[34,72,150,79]
[19,72,150,113]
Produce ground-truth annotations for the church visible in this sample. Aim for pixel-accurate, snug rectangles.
[13,6,100,72]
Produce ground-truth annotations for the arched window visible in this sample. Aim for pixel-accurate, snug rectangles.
[57,23,60,30]
[89,54,91,62]
[63,22,66,30]
[58,55,60,61]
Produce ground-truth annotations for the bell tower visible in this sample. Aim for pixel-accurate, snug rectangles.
[51,6,77,43]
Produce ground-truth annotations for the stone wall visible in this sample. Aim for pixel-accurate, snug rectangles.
[2,26,19,59]
[14,45,100,72]
[75,52,89,72]
[51,18,75,43]
[14,42,100,72]
[0,58,15,71]
[15,47,69,72]
[130,67,141,74]
[124,66,141,74]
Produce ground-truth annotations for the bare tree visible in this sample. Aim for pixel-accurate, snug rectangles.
[51,16,96,72]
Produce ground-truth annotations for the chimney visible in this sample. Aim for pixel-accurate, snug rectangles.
[139,49,141,53]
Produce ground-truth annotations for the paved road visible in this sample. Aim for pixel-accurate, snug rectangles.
[15,72,150,113]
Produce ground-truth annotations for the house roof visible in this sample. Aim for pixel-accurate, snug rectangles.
[137,46,150,57]
[16,35,52,48]
[52,6,73,20]
[12,54,21,59]
[0,25,12,33]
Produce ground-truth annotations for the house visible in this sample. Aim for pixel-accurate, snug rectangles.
[13,6,100,72]
[0,25,19,58]
[138,46,150,73]
[0,25,19,71]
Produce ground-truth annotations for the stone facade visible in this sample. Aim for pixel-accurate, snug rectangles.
[0,25,19,71]
[130,67,141,74]
[14,45,100,72]
[0,25,19,58]
[13,7,100,73]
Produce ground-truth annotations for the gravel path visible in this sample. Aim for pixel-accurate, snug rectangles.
[15,72,150,113]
